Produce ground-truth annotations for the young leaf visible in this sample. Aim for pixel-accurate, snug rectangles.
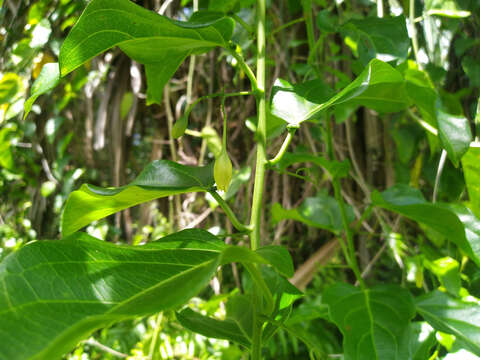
[24,63,60,118]
[271,59,408,125]
[59,0,234,104]
[416,290,480,356]
[61,160,214,236]
[462,147,480,218]
[176,308,251,348]
[272,194,355,234]
[0,229,226,360]
[437,109,472,167]
[323,283,416,360]
[372,184,480,267]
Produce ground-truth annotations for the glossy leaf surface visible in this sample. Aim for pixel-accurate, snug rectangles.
[24,63,60,118]
[59,0,234,104]
[62,160,214,236]
[416,290,480,356]
[372,184,480,266]
[437,109,472,167]
[463,147,480,218]
[323,283,416,360]
[271,59,408,125]
[0,229,226,360]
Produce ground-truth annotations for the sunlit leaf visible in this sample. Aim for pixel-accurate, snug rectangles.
[463,147,480,218]
[372,184,480,267]
[60,0,234,104]
[271,59,408,125]
[416,290,480,356]
[0,229,227,360]
[24,63,60,119]
[61,160,214,236]
[437,109,472,167]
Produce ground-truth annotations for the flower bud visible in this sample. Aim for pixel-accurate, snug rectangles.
[214,148,232,192]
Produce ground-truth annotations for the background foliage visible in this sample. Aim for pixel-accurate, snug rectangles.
[1,0,480,359]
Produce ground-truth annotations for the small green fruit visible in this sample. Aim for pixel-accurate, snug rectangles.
[214,148,232,192]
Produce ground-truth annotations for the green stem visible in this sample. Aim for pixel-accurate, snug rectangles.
[249,0,267,358]
[267,127,297,165]
[250,0,267,252]
[232,13,254,34]
[208,190,250,233]
[227,48,259,93]
[409,0,422,69]
[184,91,253,122]
[270,17,305,36]
[302,0,319,76]
[325,118,365,289]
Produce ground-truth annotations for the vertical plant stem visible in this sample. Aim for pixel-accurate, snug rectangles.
[409,0,422,69]
[164,84,182,228]
[249,0,267,358]
[325,118,365,289]
[250,0,267,252]
[302,0,319,76]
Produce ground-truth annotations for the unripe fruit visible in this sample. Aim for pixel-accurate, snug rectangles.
[214,148,232,192]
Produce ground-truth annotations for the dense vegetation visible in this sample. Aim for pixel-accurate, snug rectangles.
[1,0,480,359]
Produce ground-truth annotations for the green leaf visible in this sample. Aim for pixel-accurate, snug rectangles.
[445,204,480,266]
[0,229,226,360]
[269,78,334,125]
[255,246,294,278]
[323,283,416,360]
[372,184,480,267]
[60,0,234,104]
[341,16,409,65]
[400,322,436,360]
[272,194,355,234]
[424,257,461,296]
[463,147,480,218]
[61,160,214,236]
[416,290,480,356]
[176,308,251,348]
[0,73,22,104]
[226,294,255,341]
[271,59,408,124]
[437,109,472,167]
[24,63,60,119]
[219,245,294,278]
